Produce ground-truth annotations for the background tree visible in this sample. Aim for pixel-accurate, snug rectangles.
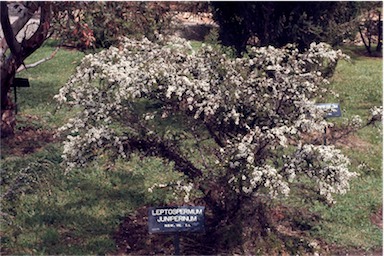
[357,1,382,55]
[1,2,52,138]
[52,2,174,50]
[211,2,361,55]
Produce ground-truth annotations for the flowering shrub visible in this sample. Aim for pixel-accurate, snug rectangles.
[329,106,382,142]
[55,35,356,214]
[368,106,383,125]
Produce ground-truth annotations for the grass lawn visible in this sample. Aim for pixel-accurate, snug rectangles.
[310,54,382,252]
[0,42,382,254]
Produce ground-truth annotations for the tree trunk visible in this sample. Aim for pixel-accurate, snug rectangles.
[0,56,19,138]
[377,11,382,52]
[359,25,371,55]
[0,2,51,138]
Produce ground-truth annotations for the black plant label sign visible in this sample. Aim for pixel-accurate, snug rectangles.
[315,103,342,118]
[148,206,205,234]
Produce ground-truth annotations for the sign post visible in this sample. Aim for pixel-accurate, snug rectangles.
[315,103,342,145]
[11,78,30,114]
[148,206,205,255]
[173,233,180,255]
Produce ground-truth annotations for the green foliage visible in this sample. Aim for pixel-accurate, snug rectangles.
[203,27,220,45]
[211,2,361,54]
[52,2,174,50]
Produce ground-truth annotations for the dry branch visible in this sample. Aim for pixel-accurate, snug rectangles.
[17,46,60,72]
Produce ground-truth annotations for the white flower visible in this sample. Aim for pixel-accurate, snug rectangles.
[55,35,355,204]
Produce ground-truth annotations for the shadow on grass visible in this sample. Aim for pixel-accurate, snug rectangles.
[340,44,382,61]
[1,163,148,255]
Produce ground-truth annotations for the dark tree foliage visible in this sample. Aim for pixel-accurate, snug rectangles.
[211,2,361,54]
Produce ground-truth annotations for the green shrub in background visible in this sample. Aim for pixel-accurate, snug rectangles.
[53,2,174,50]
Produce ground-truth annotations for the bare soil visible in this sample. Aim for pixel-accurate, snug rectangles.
[113,203,382,255]
[113,204,323,255]
[1,114,57,157]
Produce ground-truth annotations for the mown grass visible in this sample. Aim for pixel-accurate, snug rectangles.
[327,56,382,118]
[1,149,174,254]
[301,54,382,251]
[16,40,85,127]
[311,175,382,250]
[0,42,382,254]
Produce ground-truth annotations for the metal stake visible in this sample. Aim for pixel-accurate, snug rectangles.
[323,126,327,145]
[173,233,180,255]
